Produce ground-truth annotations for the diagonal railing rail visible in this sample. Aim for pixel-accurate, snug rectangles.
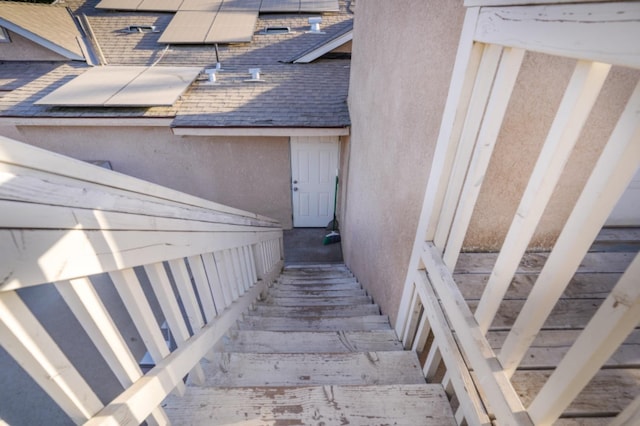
[0,136,284,425]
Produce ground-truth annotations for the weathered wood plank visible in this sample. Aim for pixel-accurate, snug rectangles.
[238,315,391,332]
[454,252,635,274]
[263,295,372,306]
[0,137,277,224]
[486,330,640,369]
[199,352,425,387]
[0,229,282,291]
[512,369,640,416]
[249,304,380,318]
[163,384,456,425]
[456,273,621,300]
[275,282,362,291]
[0,163,276,228]
[278,277,357,285]
[468,299,605,330]
[220,330,404,353]
[474,3,640,69]
[267,288,367,298]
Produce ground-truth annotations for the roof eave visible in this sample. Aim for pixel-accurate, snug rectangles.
[171,126,351,137]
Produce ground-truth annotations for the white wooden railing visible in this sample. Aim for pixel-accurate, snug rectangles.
[0,136,283,425]
[396,2,640,425]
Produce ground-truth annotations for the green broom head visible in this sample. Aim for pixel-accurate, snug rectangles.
[323,230,341,245]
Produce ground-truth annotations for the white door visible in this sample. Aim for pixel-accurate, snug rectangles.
[606,167,640,226]
[290,136,339,227]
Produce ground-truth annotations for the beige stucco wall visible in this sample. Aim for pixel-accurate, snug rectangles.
[0,30,68,61]
[465,58,639,250]
[343,0,466,324]
[4,126,294,228]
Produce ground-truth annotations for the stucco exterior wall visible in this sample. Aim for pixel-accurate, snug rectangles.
[0,30,68,61]
[343,0,465,324]
[5,126,293,228]
[465,58,639,250]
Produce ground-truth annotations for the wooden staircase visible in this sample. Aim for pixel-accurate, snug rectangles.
[163,264,455,425]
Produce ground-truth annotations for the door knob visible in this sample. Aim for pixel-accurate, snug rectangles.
[293,180,298,184]
[293,187,298,191]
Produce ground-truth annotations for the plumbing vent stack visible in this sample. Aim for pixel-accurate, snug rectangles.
[203,68,217,84]
[308,17,323,33]
[247,68,262,81]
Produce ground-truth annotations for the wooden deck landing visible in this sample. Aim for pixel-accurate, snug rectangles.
[454,229,640,424]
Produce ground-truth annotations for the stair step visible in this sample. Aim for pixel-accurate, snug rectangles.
[268,288,367,298]
[275,282,362,291]
[284,263,350,271]
[198,352,425,387]
[264,295,372,306]
[221,330,405,353]
[278,277,357,285]
[249,304,380,317]
[163,384,455,425]
[238,315,392,331]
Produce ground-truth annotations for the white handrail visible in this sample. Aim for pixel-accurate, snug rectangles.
[0,136,284,424]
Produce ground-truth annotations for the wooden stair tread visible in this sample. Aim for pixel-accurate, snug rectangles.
[263,295,372,306]
[268,288,367,298]
[249,304,381,318]
[197,352,425,387]
[276,282,363,291]
[163,384,455,425]
[238,315,392,331]
[220,330,405,353]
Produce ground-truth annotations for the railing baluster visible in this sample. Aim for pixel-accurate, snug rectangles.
[434,43,503,251]
[528,252,640,424]
[411,310,431,354]
[143,262,205,385]
[610,394,640,426]
[442,46,526,269]
[239,246,252,291]
[186,255,218,321]
[401,285,421,349]
[0,291,103,423]
[423,344,442,382]
[499,80,640,377]
[474,60,611,334]
[230,248,245,296]
[202,252,229,311]
[395,12,484,339]
[109,269,186,396]
[54,278,169,425]
[168,259,205,333]
[247,244,258,283]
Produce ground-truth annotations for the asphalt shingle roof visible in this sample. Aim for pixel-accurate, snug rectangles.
[0,1,86,59]
[0,0,352,128]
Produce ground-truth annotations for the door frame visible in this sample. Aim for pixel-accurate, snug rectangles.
[290,136,341,228]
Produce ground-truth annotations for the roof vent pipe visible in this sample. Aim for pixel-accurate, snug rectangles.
[203,68,218,84]
[214,43,223,71]
[245,68,264,82]
[307,17,324,34]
